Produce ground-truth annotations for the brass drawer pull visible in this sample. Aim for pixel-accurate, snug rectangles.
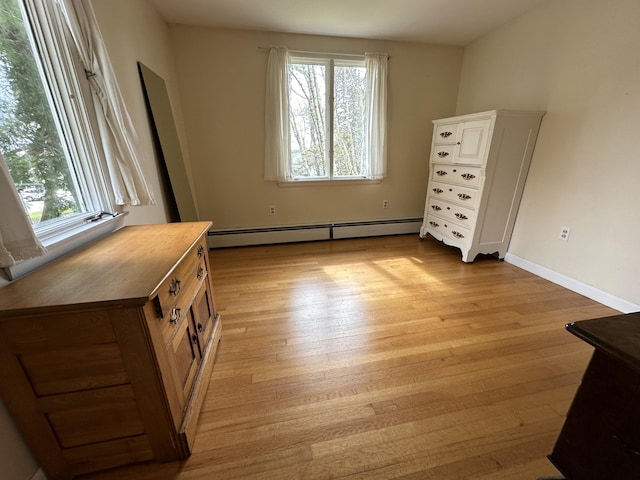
[439,131,453,138]
[169,277,181,296]
[433,188,444,194]
[197,245,204,258]
[452,231,464,239]
[197,265,204,280]
[455,213,468,220]
[457,193,472,201]
[461,173,476,180]
[429,221,439,228]
[437,152,450,158]
[431,205,442,211]
[169,307,181,325]
[436,170,448,176]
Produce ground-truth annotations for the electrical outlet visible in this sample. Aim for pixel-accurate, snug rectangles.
[559,226,571,241]
[269,205,276,215]
[382,199,389,209]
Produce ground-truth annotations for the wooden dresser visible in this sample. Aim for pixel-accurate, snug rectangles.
[0,222,222,479]
[419,110,544,262]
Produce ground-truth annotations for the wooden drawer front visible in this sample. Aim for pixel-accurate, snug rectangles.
[427,198,476,229]
[431,144,455,163]
[434,123,458,144]
[158,240,209,344]
[431,165,481,188]
[429,181,479,208]
[192,281,215,356]
[425,213,473,247]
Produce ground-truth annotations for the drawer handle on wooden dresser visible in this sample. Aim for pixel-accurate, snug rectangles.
[461,173,476,180]
[197,266,204,280]
[439,131,453,138]
[170,307,181,325]
[431,205,442,211]
[436,170,448,176]
[169,277,181,296]
[433,188,444,194]
[429,221,439,228]
[457,193,472,201]
[191,333,198,344]
[437,152,450,158]
[452,231,464,239]
[455,213,468,220]
[197,245,205,258]
[197,323,204,332]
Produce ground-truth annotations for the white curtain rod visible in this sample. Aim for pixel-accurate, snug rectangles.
[257,46,389,58]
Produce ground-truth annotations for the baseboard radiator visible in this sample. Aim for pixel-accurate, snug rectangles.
[207,218,422,248]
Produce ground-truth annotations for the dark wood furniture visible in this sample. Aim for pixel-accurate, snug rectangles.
[0,222,221,479]
[549,312,640,479]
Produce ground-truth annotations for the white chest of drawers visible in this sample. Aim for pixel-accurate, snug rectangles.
[419,110,544,262]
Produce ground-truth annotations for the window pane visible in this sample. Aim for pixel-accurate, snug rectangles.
[288,62,327,178]
[333,63,366,177]
[0,0,83,227]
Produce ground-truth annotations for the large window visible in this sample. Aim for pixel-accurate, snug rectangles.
[0,0,111,241]
[289,56,366,180]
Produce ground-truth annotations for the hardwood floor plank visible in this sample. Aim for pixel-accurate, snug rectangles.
[79,234,618,479]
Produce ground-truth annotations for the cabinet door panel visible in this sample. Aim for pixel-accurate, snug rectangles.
[455,120,490,165]
[170,309,200,401]
[192,281,215,356]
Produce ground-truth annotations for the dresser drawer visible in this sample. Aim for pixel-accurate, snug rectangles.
[429,181,479,208]
[157,239,209,344]
[425,213,472,248]
[434,124,458,144]
[431,144,455,163]
[432,165,482,188]
[427,198,476,228]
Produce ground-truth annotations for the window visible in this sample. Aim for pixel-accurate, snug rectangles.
[289,55,366,180]
[265,48,388,183]
[0,0,111,242]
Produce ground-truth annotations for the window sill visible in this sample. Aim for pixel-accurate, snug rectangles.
[277,178,382,187]
[1,212,127,282]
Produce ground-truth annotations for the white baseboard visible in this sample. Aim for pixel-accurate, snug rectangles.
[207,218,422,248]
[505,253,640,314]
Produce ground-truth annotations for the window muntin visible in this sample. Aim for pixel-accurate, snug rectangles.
[288,55,366,181]
[0,0,110,241]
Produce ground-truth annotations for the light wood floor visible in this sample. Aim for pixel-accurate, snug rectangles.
[83,234,616,479]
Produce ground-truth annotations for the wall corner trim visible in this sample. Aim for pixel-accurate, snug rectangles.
[504,253,640,314]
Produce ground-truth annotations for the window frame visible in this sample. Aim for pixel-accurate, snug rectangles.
[2,0,124,280]
[288,52,369,183]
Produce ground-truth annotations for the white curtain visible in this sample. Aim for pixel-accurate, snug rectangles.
[264,46,292,182]
[56,0,155,206]
[0,153,47,267]
[365,53,388,180]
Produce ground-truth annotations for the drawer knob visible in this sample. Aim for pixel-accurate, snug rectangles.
[197,265,204,280]
[455,213,468,220]
[461,173,476,180]
[169,277,181,296]
[191,333,198,344]
[437,152,449,158]
[452,231,464,239]
[439,131,453,138]
[436,170,447,176]
[457,193,472,201]
[431,205,442,211]
[170,307,181,325]
[433,188,444,194]
[197,245,205,258]
[197,322,204,332]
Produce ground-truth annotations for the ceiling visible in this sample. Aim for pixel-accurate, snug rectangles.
[148,0,548,46]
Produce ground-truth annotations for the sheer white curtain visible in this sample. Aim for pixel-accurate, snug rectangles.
[0,153,46,267]
[365,53,388,180]
[264,46,292,182]
[56,0,155,206]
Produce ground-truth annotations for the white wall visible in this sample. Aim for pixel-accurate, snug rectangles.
[168,26,463,229]
[456,0,640,307]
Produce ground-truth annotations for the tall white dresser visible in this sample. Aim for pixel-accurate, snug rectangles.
[419,110,544,262]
